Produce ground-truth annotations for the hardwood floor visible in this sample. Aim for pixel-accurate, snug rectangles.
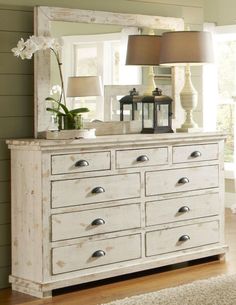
[1,208,236,305]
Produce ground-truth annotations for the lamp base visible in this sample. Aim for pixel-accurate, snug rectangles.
[176,126,203,133]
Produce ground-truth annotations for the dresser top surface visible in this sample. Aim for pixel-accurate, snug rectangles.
[6,132,226,151]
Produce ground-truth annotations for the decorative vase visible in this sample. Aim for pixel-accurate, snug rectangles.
[74,114,83,129]
[57,114,83,130]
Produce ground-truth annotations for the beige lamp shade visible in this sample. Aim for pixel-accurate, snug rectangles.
[159,31,214,66]
[126,35,162,65]
[67,76,102,97]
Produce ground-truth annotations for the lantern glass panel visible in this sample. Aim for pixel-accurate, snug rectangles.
[157,104,169,126]
[122,104,133,121]
[143,103,154,128]
[134,103,142,120]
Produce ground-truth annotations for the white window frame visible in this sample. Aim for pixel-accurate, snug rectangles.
[204,24,236,178]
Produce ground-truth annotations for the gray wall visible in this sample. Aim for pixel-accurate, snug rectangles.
[0,0,204,289]
[0,5,33,288]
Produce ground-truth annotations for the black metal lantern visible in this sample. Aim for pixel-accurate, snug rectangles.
[119,88,141,121]
[141,88,173,133]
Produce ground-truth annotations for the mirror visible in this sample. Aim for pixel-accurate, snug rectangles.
[34,6,184,137]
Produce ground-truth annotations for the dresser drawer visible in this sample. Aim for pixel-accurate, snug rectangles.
[146,165,218,196]
[52,203,141,241]
[116,147,168,169]
[52,234,141,274]
[173,144,218,164]
[51,173,141,208]
[146,221,219,257]
[146,193,220,226]
[51,151,111,175]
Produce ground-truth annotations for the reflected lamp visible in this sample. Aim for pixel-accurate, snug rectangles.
[67,76,102,97]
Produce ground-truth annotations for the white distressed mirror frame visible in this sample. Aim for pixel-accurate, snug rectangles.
[34,6,184,138]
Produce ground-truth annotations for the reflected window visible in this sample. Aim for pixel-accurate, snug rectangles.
[75,45,98,76]
[61,30,141,121]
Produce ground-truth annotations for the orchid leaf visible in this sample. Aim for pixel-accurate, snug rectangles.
[70,107,90,114]
[45,96,57,102]
[45,97,69,114]
[46,107,65,116]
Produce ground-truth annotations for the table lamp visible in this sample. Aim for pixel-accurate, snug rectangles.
[67,76,102,97]
[126,34,161,95]
[159,30,214,132]
[67,76,102,130]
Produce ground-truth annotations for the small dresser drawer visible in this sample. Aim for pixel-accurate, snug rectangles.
[51,151,111,175]
[52,234,141,274]
[173,144,218,164]
[146,221,219,257]
[52,203,141,241]
[51,173,141,208]
[146,193,220,226]
[146,165,218,196]
[116,147,168,169]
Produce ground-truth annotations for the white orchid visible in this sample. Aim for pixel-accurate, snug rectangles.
[12,35,62,59]
[50,85,62,96]
[12,35,66,106]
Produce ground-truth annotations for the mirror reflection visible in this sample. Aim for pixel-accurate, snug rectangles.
[49,21,172,123]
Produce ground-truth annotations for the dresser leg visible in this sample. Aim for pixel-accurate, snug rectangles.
[11,283,52,298]
[218,253,226,261]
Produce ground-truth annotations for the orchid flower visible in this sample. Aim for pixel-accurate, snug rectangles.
[12,35,66,105]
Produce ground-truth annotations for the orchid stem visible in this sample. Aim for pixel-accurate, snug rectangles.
[50,48,67,107]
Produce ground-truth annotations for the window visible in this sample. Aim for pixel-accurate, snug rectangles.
[215,27,236,164]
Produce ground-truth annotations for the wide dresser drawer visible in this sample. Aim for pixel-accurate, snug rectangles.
[52,234,141,274]
[52,203,141,241]
[146,193,220,226]
[51,173,141,208]
[146,165,219,196]
[146,220,219,257]
[173,144,218,164]
[51,151,111,175]
[116,147,168,169]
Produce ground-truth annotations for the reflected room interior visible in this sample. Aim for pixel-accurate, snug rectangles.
[49,21,173,125]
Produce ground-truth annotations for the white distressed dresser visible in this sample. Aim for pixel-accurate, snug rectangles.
[7,132,227,298]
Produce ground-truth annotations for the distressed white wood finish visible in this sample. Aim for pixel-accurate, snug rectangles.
[84,121,142,136]
[146,220,219,257]
[51,173,141,208]
[10,150,43,283]
[116,147,168,169]
[51,151,111,175]
[145,192,220,226]
[52,234,141,275]
[172,143,218,163]
[7,132,227,298]
[34,6,184,136]
[146,165,219,196]
[51,203,141,241]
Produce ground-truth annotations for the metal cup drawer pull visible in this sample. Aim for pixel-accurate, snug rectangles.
[178,177,189,184]
[91,218,106,226]
[190,151,201,158]
[92,186,105,194]
[75,160,89,167]
[92,250,106,258]
[136,155,149,162]
[179,235,190,242]
[178,206,190,213]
